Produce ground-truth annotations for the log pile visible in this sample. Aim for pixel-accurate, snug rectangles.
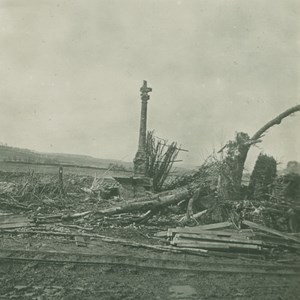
[154,220,300,258]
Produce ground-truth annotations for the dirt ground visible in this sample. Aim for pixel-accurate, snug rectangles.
[1,228,300,300]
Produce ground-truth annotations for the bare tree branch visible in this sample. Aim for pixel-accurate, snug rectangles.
[251,104,300,141]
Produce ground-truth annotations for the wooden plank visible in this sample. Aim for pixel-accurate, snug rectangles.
[176,233,264,246]
[172,237,262,250]
[174,242,261,251]
[171,246,208,253]
[0,214,31,229]
[243,220,300,244]
[190,221,233,230]
[0,222,32,229]
[254,233,300,249]
[167,222,234,237]
[178,229,234,236]
[168,228,254,238]
[153,231,168,238]
[255,232,291,243]
[0,215,29,225]
[173,242,261,251]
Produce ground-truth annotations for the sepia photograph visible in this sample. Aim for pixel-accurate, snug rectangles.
[0,0,299,299]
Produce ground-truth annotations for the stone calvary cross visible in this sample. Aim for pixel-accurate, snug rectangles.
[134,80,152,175]
[140,80,152,101]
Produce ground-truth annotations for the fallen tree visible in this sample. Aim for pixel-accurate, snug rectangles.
[94,188,190,216]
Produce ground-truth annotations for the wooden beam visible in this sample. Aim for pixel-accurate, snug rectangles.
[0,223,33,229]
[243,220,300,244]
[176,233,264,246]
[0,215,29,225]
[167,222,233,237]
[172,238,262,251]
[168,228,253,238]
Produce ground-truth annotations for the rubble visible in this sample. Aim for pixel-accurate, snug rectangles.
[0,104,299,286]
[0,167,299,235]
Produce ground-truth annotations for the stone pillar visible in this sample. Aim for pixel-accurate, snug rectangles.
[134,80,152,175]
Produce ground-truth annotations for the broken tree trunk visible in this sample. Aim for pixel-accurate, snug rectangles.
[95,188,190,216]
[218,104,300,200]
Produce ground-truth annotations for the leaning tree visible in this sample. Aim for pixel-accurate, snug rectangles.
[217,104,300,201]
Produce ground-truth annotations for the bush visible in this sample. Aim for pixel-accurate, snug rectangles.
[248,153,277,201]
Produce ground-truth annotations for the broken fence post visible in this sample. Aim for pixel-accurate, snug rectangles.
[58,166,64,194]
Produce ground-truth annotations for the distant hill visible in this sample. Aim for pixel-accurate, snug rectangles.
[0,145,133,171]
[0,144,194,174]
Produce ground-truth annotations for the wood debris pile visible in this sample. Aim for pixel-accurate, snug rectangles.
[162,159,300,232]
[154,220,300,259]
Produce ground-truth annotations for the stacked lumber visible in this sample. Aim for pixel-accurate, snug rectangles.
[0,214,33,229]
[154,220,300,257]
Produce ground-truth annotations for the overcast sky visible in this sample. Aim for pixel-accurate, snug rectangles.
[0,0,299,170]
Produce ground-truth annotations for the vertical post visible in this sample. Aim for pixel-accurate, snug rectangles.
[58,166,64,194]
[134,80,152,175]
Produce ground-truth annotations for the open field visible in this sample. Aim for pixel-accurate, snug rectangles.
[0,161,132,178]
[0,145,133,170]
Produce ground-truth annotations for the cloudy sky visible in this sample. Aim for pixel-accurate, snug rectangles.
[0,0,299,170]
